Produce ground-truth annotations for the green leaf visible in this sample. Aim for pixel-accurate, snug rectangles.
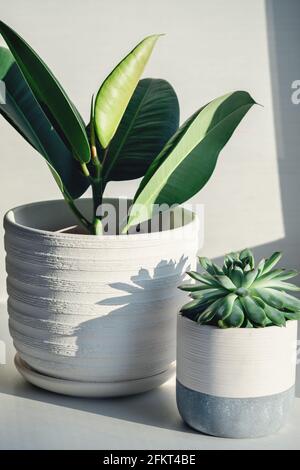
[263,304,286,327]
[95,35,161,149]
[239,248,255,269]
[215,275,236,290]
[198,257,223,275]
[99,78,179,182]
[221,299,244,327]
[262,252,282,274]
[256,258,265,276]
[196,298,222,324]
[214,293,237,320]
[180,298,203,313]
[253,288,300,312]
[242,269,258,288]
[186,271,218,286]
[255,268,285,283]
[229,266,244,287]
[240,296,267,326]
[190,289,225,304]
[178,283,211,292]
[284,312,300,321]
[0,47,89,198]
[124,90,255,231]
[257,280,300,291]
[0,20,90,163]
[272,270,299,281]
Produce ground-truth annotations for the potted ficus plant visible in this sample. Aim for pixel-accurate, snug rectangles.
[0,20,255,397]
[177,249,300,438]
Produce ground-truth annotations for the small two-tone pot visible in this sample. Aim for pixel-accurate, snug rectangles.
[176,315,297,438]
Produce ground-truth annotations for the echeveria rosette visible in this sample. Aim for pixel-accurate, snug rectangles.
[179,249,300,328]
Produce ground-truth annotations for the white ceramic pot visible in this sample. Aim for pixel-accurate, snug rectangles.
[4,198,199,397]
[177,315,298,438]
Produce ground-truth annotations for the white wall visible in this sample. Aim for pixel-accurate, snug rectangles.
[0,0,285,299]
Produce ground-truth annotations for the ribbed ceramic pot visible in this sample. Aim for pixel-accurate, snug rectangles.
[176,315,298,438]
[4,198,199,397]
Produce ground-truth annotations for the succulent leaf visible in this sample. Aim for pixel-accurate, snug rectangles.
[284,311,300,321]
[180,298,203,313]
[187,271,219,287]
[273,270,299,281]
[214,293,237,320]
[257,258,265,276]
[262,252,282,274]
[198,257,223,275]
[230,266,244,287]
[263,304,286,327]
[242,268,258,288]
[240,296,267,326]
[215,275,236,291]
[178,284,212,292]
[196,299,222,324]
[220,299,244,328]
[180,250,300,328]
[257,280,300,291]
[254,288,300,312]
[239,248,255,269]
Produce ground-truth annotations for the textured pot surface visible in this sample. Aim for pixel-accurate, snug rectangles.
[4,198,199,395]
[176,315,297,437]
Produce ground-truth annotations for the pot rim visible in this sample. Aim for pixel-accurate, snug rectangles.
[178,313,297,333]
[4,197,199,241]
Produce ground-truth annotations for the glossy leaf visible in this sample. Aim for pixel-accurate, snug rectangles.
[178,283,212,292]
[263,304,286,326]
[262,252,282,274]
[95,35,161,149]
[219,299,244,328]
[214,293,237,320]
[0,47,89,198]
[240,296,267,326]
[0,20,90,163]
[197,298,222,324]
[101,78,179,182]
[254,288,300,312]
[124,91,255,230]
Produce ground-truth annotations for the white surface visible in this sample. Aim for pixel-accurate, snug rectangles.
[0,303,300,450]
[0,0,285,300]
[177,316,297,398]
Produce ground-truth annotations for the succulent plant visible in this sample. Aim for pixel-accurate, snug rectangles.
[179,249,300,328]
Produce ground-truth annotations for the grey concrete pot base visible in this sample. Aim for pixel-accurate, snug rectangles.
[176,380,295,438]
[15,354,175,397]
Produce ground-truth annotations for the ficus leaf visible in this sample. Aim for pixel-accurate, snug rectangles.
[0,20,90,163]
[0,46,89,198]
[94,35,161,149]
[124,90,255,231]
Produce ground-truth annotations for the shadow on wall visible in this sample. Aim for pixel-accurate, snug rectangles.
[210,0,300,395]
[255,0,300,267]
[216,0,300,268]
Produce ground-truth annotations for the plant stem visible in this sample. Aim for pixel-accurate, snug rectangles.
[63,193,92,233]
[81,163,90,177]
[102,147,109,166]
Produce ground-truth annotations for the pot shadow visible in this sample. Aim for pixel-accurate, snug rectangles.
[0,256,196,434]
